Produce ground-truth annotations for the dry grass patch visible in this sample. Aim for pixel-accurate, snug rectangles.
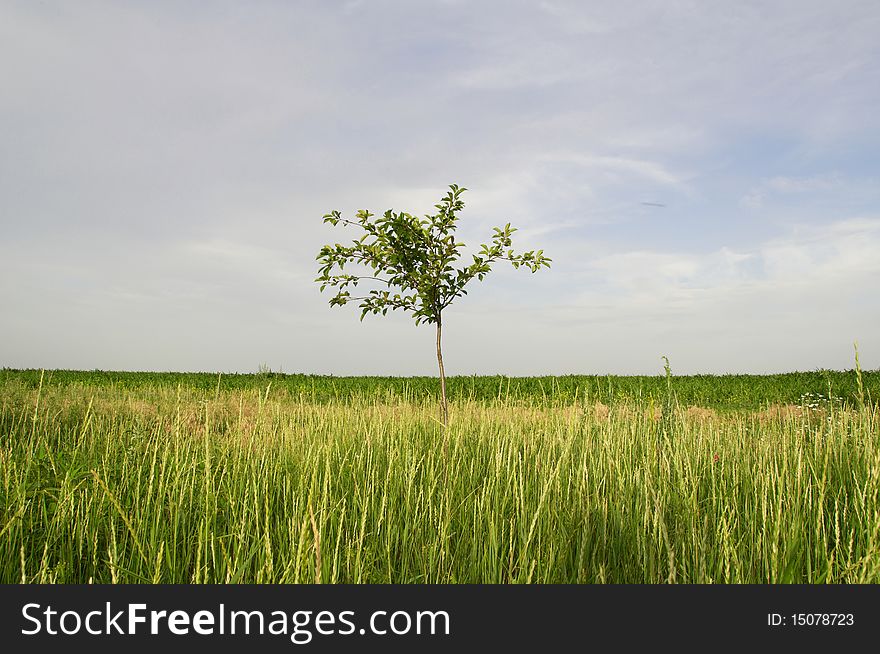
[685,406,718,422]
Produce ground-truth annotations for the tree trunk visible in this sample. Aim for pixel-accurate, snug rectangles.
[436,314,448,428]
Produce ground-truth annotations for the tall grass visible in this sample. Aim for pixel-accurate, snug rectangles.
[1,374,878,583]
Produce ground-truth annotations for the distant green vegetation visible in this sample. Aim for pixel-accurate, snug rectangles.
[1,368,878,583]
[2,367,878,411]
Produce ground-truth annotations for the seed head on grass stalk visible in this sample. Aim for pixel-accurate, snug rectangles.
[660,355,677,442]
[315,184,551,430]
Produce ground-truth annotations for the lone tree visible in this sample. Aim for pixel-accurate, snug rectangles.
[315,184,551,427]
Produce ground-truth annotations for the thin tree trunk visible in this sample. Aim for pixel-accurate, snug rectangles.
[436,314,448,428]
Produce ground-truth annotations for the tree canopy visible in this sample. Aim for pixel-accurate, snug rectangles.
[315,184,551,325]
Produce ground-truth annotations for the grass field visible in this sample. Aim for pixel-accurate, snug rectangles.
[1,368,878,583]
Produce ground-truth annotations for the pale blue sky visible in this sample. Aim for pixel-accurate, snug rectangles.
[2,0,878,375]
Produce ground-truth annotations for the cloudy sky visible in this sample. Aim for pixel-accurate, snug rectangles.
[2,0,878,375]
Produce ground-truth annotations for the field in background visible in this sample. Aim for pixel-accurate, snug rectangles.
[5,367,879,411]
[1,368,878,583]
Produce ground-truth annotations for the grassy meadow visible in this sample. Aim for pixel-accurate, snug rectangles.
[1,367,879,583]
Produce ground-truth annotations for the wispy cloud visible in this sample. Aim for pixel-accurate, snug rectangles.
[741,173,844,208]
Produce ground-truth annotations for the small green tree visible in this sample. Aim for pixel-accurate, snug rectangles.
[315,184,551,427]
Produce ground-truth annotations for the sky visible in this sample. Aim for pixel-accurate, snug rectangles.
[1,0,879,376]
